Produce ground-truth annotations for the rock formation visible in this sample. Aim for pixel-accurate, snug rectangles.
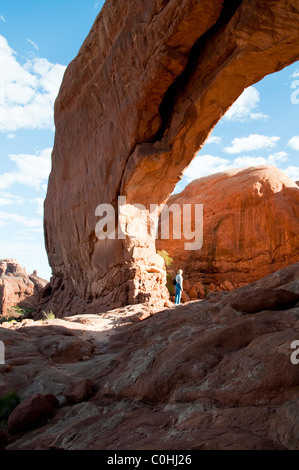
[0,260,48,317]
[0,263,298,450]
[7,394,59,435]
[42,0,299,314]
[157,165,299,298]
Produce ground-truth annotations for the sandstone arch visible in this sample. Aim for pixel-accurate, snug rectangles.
[42,0,299,316]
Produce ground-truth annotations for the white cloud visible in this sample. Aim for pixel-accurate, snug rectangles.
[233,156,270,167]
[183,155,233,181]
[282,166,299,182]
[32,197,45,216]
[268,151,288,163]
[27,39,39,51]
[6,133,15,139]
[0,15,6,23]
[291,70,299,78]
[0,34,66,132]
[0,211,42,228]
[224,134,280,154]
[25,58,65,101]
[182,153,297,184]
[233,152,288,168]
[288,136,299,151]
[206,135,221,145]
[0,191,25,206]
[0,147,52,190]
[0,239,51,279]
[224,86,268,122]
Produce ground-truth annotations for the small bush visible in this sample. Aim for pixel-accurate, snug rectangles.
[157,250,173,268]
[0,306,34,324]
[42,310,55,320]
[0,392,20,422]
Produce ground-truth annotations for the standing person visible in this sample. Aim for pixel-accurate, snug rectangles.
[175,269,183,305]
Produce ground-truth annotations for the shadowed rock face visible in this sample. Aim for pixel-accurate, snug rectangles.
[157,165,299,292]
[43,0,299,315]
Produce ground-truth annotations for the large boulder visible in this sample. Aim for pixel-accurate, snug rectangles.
[230,287,299,313]
[7,394,59,434]
[40,0,299,316]
[157,166,299,293]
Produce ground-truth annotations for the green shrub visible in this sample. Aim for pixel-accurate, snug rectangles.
[0,306,34,324]
[157,250,173,268]
[0,392,20,422]
[157,250,174,297]
[42,310,55,320]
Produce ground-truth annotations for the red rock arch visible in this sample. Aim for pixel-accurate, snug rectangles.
[42,0,299,316]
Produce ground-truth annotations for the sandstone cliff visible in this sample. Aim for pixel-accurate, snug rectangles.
[157,165,299,298]
[42,0,299,313]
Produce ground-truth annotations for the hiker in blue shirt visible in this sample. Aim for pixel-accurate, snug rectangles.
[175,269,183,305]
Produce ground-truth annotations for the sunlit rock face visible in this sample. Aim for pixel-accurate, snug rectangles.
[157,165,299,297]
[0,259,47,316]
[42,0,299,315]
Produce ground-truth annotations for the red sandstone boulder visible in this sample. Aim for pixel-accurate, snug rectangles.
[180,291,190,303]
[187,286,198,299]
[7,394,59,434]
[182,280,191,293]
[220,280,235,291]
[157,166,299,291]
[230,287,299,313]
[195,281,205,299]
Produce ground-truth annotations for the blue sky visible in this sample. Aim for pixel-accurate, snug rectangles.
[174,64,299,193]
[0,1,298,280]
[0,1,105,280]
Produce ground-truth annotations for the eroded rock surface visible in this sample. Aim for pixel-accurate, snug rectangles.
[42,0,299,314]
[0,263,298,450]
[0,260,48,317]
[157,165,299,297]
